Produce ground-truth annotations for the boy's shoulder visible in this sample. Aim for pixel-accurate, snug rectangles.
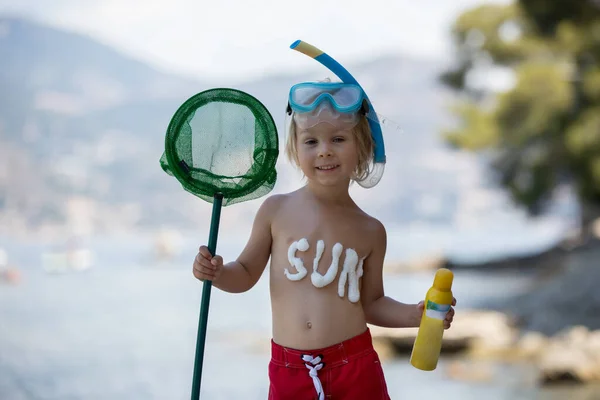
[256,190,299,216]
[260,190,297,208]
[354,208,386,237]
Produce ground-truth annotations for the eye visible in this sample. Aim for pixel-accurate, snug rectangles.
[304,139,317,145]
[333,137,345,143]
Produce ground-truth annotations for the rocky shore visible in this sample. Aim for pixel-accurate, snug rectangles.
[498,245,600,335]
[375,237,600,386]
[371,310,600,385]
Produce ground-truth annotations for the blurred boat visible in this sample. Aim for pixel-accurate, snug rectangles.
[0,247,21,284]
[152,229,182,263]
[42,237,94,274]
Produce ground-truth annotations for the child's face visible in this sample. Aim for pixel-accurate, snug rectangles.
[295,123,359,187]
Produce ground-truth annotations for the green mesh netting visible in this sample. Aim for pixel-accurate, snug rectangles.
[160,88,279,206]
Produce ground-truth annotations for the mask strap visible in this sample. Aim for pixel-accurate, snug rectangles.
[359,99,368,116]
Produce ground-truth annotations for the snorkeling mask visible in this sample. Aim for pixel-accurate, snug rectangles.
[287,82,367,129]
[287,82,367,130]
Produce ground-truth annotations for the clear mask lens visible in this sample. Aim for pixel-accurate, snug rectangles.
[293,101,361,130]
[290,83,364,112]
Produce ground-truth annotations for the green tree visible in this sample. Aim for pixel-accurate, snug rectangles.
[441,0,600,233]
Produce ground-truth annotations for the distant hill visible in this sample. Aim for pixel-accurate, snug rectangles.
[0,16,214,235]
[0,15,560,264]
[0,16,455,233]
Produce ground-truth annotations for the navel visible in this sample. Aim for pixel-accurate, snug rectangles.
[306,321,312,329]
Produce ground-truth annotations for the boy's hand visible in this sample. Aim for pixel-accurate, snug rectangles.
[192,245,223,282]
[417,297,456,330]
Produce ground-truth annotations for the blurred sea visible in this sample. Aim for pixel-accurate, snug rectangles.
[1,233,600,400]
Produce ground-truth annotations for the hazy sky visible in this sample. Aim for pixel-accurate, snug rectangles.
[0,0,509,82]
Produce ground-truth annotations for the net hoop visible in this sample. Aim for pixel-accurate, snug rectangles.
[162,88,279,202]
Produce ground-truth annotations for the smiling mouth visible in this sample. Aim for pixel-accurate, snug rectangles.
[316,164,340,171]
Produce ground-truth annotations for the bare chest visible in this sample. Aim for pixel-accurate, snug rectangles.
[271,220,372,303]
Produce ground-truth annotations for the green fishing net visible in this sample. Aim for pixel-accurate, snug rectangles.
[160,88,279,206]
[159,87,278,399]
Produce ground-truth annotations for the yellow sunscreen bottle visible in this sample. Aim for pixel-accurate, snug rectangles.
[410,268,454,371]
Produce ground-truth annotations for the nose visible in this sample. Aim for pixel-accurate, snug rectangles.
[318,143,332,158]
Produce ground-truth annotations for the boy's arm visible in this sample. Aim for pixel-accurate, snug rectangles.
[211,195,281,293]
[360,220,421,328]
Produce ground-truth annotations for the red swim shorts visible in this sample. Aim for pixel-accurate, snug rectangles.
[268,328,391,400]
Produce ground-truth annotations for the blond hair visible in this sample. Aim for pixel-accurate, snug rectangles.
[285,115,374,182]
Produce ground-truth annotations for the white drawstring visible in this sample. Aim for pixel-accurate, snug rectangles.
[302,354,324,400]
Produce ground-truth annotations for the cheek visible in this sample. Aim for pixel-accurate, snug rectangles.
[296,147,313,166]
[342,144,360,165]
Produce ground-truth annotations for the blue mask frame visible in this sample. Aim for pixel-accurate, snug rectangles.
[288,82,367,114]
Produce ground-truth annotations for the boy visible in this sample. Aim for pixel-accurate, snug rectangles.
[193,81,456,399]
